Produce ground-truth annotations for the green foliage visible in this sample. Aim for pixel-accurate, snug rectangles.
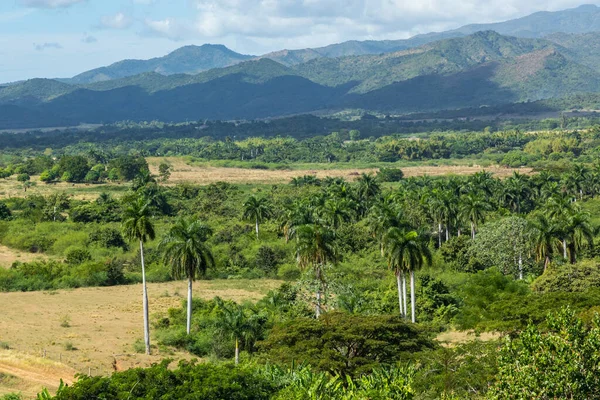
[0,201,11,220]
[377,167,404,182]
[51,360,277,400]
[532,259,600,292]
[488,308,600,399]
[64,248,92,265]
[16,173,30,182]
[259,312,435,377]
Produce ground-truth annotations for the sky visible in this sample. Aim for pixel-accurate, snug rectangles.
[0,0,596,82]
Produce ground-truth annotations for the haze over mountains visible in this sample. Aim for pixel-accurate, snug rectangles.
[3,4,600,129]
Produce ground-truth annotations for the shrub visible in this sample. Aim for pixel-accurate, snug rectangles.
[65,248,92,265]
[488,308,600,399]
[0,201,11,221]
[532,259,600,292]
[377,167,404,182]
[16,174,30,182]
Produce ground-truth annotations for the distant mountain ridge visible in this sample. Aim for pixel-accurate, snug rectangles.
[59,4,600,83]
[3,5,600,129]
[66,44,254,84]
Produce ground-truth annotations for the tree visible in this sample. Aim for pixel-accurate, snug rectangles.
[356,173,381,215]
[295,224,339,318]
[319,198,354,230]
[259,312,435,377]
[121,197,156,355]
[243,196,272,240]
[159,218,214,335]
[564,210,595,263]
[459,193,490,239]
[529,213,561,272]
[0,201,11,220]
[383,227,432,322]
[158,162,171,182]
[488,308,600,399]
[213,299,266,365]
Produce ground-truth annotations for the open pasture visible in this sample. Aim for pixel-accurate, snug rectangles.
[0,279,281,397]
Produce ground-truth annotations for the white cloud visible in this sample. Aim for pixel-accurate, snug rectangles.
[100,12,133,30]
[19,0,85,8]
[34,42,63,51]
[139,0,593,50]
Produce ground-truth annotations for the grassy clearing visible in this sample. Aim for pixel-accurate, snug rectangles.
[0,278,281,395]
[0,245,50,269]
[148,157,531,185]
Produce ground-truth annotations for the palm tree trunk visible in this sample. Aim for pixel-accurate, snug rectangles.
[563,239,567,260]
[471,222,475,239]
[235,337,239,365]
[544,256,550,272]
[140,240,150,355]
[518,253,523,280]
[410,270,416,323]
[438,223,442,248]
[255,217,259,240]
[445,227,449,242]
[186,277,193,335]
[402,273,407,320]
[316,289,321,318]
[396,273,404,316]
[458,228,461,237]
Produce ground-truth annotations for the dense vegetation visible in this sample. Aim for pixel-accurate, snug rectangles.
[3,120,600,398]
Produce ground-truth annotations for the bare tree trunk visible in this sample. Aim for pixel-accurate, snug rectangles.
[544,256,550,272]
[186,277,193,335]
[402,273,408,320]
[518,253,523,280]
[140,241,150,355]
[458,228,461,237]
[438,223,442,248]
[396,273,404,316]
[316,289,321,318]
[255,218,259,240]
[471,222,475,240]
[445,227,449,242]
[235,337,239,365]
[563,239,567,260]
[410,270,416,323]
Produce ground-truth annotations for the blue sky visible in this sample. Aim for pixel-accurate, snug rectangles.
[0,0,594,82]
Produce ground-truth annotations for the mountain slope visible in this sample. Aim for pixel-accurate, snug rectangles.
[263,4,600,66]
[67,44,254,84]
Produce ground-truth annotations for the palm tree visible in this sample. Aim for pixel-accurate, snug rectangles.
[243,195,272,240]
[529,213,561,272]
[544,195,574,260]
[459,193,491,239]
[122,197,155,355]
[356,173,381,215]
[159,218,214,334]
[565,210,594,263]
[213,299,258,365]
[295,223,339,318]
[383,227,432,323]
[320,198,355,230]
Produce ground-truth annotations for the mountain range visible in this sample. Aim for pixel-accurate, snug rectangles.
[3,4,600,129]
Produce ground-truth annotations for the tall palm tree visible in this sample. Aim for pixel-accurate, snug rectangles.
[383,227,432,323]
[565,210,594,263]
[122,197,155,355]
[243,196,272,240]
[544,195,574,260]
[459,193,491,239]
[159,218,214,334]
[529,213,561,272]
[320,198,355,230]
[356,173,381,216]
[295,223,339,318]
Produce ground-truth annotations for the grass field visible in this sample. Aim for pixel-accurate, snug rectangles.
[0,157,530,200]
[0,245,50,268]
[0,279,282,398]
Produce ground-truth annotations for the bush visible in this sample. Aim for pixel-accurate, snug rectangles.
[531,259,600,292]
[0,201,11,220]
[377,167,404,182]
[52,360,277,400]
[489,308,600,399]
[65,248,92,265]
[16,173,30,182]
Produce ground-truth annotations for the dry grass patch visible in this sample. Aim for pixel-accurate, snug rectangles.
[0,349,75,398]
[0,279,281,385]
[436,330,501,346]
[148,157,530,185]
[0,245,50,269]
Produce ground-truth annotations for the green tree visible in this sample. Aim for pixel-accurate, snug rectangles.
[243,196,272,240]
[383,228,432,322]
[158,162,171,182]
[295,224,339,318]
[121,197,155,354]
[529,213,561,272]
[459,193,491,239]
[488,308,600,399]
[159,218,214,334]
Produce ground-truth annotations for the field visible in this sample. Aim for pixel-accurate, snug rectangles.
[0,245,50,268]
[0,279,281,398]
[0,157,530,200]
